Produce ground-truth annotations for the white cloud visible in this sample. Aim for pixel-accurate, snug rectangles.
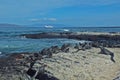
[29,19,40,22]
[43,18,57,21]
[29,18,57,22]
[46,18,57,21]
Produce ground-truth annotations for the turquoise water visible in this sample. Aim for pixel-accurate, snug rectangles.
[0,26,120,54]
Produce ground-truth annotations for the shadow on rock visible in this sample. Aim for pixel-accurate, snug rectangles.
[35,73,59,80]
[27,68,59,80]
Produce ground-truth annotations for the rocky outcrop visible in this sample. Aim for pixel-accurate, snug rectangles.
[21,32,70,39]
[0,41,120,80]
[26,60,59,80]
[0,42,94,79]
[92,40,120,48]
[21,32,120,48]
[0,52,59,80]
[21,32,120,41]
[41,48,120,80]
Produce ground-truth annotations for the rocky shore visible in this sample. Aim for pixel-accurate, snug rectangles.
[21,32,120,41]
[0,32,120,80]
[0,42,120,80]
[21,32,120,48]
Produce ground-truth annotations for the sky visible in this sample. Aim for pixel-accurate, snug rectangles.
[0,0,120,27]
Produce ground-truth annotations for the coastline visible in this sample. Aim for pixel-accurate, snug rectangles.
[21,32,120,43]
[21,32,120,39]
[21,32,120,48]
[0,32,120,80]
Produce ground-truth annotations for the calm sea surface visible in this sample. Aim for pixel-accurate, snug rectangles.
[0,26,120,54]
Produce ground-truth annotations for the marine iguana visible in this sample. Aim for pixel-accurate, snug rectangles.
[98,46,115,63]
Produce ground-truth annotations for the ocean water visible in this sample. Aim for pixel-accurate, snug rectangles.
[0,26,120,54]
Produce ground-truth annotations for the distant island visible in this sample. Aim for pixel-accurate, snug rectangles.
[0,23,22,27]
[0,23,120,28]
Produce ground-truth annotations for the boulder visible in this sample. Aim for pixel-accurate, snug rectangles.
[27,68,36,77]
[27,62,59,80]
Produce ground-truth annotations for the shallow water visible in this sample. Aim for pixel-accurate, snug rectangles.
[0,26,120,54]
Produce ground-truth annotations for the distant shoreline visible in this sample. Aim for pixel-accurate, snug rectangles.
[21,31,120,40]
[0,23,120,28]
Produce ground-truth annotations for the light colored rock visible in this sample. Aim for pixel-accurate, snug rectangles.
[41,48,120,80]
